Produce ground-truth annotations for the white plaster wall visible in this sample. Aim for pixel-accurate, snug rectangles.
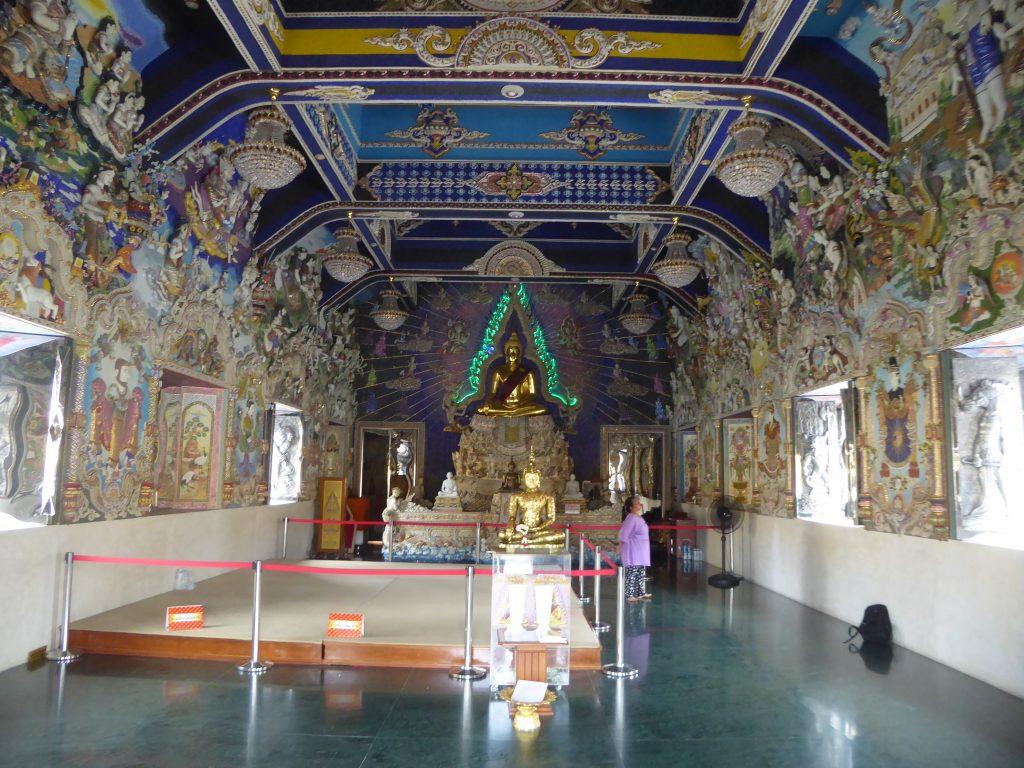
[698,514,1024,700]
[0,502,314,673]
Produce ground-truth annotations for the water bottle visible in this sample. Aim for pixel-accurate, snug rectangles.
[682,540,692,562]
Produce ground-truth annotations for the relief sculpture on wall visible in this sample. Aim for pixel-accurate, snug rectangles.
[951,356,1024,543]
[794,398,848,521]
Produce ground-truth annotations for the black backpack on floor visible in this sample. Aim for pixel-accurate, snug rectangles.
[847,604,892,647]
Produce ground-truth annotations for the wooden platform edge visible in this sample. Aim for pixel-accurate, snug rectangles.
[68,629,602,670]
[68,630,322,665]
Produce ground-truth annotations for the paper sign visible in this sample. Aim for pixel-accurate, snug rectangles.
[563,501,582,515]
[165,605,204,631]
[327,613,364,638]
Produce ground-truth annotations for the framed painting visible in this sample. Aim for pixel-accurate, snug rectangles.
[680,432,699,504]
[723,418,754,507]
[316,477,349,556]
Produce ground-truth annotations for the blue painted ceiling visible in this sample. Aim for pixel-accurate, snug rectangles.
[342,104,691,164]
[131,0,892,316]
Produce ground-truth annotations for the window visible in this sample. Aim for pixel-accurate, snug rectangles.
[269,403,303,504]
[793,381,857,525]
[0,320,70,531]
[945,326,1024,550]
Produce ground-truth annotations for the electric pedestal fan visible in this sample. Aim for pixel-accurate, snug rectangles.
[705,505,745,589]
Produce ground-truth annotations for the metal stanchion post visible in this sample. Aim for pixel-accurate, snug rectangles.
[475,522,482,565]
[238,561,272,675]
[387,523,394,563]
[578,536,590,604]
[48,552,81,663]
[590,545,610,633]
[601,566,638,678]
[563,524,570,552]
[281,516,290,559]
[449,566,486,680]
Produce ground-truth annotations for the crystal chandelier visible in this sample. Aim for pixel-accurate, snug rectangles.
[652,230,701,288]
[228,108,306,190]
[619,293,655,336]
[321,228,373,283]
[370,286,409,331]
[715,97,790,198]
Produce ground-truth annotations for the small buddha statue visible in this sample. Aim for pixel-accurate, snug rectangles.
[478,332,548,418]
[500,459,520,491]
[563,473,583,499]
[499,454,565,552]
[439,472,458,498]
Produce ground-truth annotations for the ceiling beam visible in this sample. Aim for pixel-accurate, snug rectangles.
[321,270,703,318]
[139,71,886,164]
[255,200,768,262]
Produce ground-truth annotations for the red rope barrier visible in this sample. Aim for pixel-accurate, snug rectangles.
[72,555,250,569]
[288,517,716,532]
[263,562,475,577]
[71,553,615,579]
[287,518,383,526]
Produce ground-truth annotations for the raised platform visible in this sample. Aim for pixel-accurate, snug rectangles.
[68,560,601,669]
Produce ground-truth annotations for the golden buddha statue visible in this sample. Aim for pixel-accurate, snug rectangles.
[499,454,565,552]
[478,333,548,418]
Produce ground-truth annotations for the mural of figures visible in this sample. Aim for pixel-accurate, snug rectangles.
[863,357,936,536]
[80,296,157,520]
[756,401,790,518]
[724,419,753,505]
[290,277,676,494]
[680,431,699,503]
[0,1,343,524]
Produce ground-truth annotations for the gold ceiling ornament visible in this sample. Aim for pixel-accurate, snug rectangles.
[228,109,307,190]
[287,85,376,102]
[652,229,702,288]
[366,17,658,70]
[714,95,790,198]
[648,89,734,106]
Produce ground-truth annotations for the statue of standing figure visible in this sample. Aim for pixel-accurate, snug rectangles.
[959,379,1009,522]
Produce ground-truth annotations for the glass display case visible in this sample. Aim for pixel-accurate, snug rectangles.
[793,381,857,524]
[944,326,1024,549]
[489,552,571,688]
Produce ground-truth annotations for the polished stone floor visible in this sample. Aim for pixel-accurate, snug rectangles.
[1,565,1022,768]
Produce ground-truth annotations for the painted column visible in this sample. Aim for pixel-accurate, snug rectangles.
[60,336,92,521]
[781,398,795,518]
[136,364,163,512]
[923,354,950,539]
[854,373,874,528]
[222,386,238,507]
[750,406,761,508]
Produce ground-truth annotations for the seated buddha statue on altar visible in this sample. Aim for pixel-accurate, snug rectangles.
[499,453,565,552]
[478,333,548,418]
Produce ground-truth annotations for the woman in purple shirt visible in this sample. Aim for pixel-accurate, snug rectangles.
[618,495,651,602]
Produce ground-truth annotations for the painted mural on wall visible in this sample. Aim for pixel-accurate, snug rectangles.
[670,12,1024,540]
[723,418,753,505]
[755,400,791,517]
[0,2,343,523]
[307,276,675,496]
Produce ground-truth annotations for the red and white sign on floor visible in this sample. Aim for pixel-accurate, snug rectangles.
[327,613,364,638]
[165,605,205,631]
